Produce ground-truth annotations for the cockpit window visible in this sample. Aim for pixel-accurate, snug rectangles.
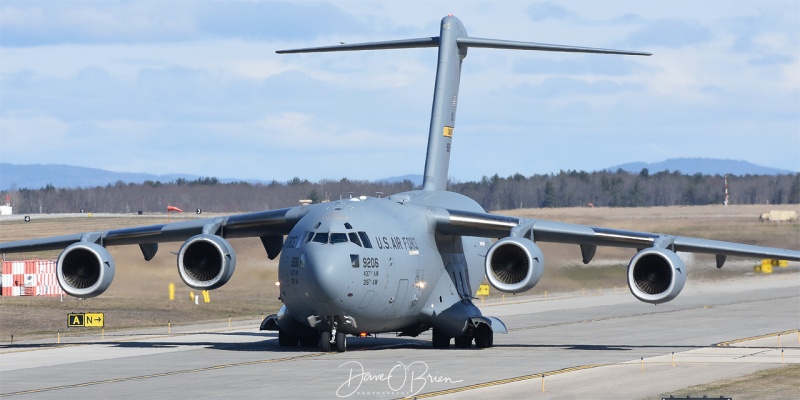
[348,232,362,247]
[344,222,353,229]
[306,230,372,247]
[330,233,348,244]
[358,231,372,248]
[312,232,329,244]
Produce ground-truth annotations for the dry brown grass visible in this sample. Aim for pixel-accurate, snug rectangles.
[654,364,800,400]
[1,204,797,341]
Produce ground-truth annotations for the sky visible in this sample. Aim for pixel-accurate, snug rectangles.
[1,1,798,184]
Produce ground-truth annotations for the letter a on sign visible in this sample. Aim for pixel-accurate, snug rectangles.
[68,313,85,327]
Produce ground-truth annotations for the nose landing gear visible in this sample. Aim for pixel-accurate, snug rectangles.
[335,331,347,352]
[320,324,347,352]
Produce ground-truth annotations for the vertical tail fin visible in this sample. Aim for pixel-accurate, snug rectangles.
[278,15,650,191]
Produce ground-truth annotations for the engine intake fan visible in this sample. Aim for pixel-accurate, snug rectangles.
[177,234,236,290]
[627,247,687,304]
[57,242,116,298]
[485,237,544,293]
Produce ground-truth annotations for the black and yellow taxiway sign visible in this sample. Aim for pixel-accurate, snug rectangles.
[68,313,104,327]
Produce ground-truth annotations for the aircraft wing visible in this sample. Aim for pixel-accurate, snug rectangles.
[436,209,800,263]
[0,206,309,260]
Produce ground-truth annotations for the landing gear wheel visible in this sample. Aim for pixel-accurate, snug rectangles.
[320,331,331,352]
[454,334,472,348]
[278,329,299,347]
[432,329,451,349]
[474,324,492,349]
[335,331,347,353]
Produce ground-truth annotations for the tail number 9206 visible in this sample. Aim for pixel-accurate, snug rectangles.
[362,257,379,268]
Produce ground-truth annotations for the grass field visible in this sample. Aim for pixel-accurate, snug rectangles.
[655,364,800,400]
[1,204,798,341]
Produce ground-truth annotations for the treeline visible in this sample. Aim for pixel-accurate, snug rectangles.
[452,170,800,210]
[4,170,799,214]
[7,178,416,214]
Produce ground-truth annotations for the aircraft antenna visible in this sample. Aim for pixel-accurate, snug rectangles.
[278,16,650,191]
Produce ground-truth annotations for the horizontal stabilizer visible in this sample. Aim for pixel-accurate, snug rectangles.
[277,37,439,54]
[278,36,649,57]
[457,37,651,56]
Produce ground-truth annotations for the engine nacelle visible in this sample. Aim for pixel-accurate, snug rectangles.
[177,234,236,290]
[485,237,544,293]
[627,247,687,304]
[57,242,116,298]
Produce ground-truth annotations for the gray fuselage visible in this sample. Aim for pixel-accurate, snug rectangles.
[278,190,488,335]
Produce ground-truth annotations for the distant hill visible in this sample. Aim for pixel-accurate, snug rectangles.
[2,158,794,191]
[0,163,422,191]
[607,158,795,176]
[0,163,210,191]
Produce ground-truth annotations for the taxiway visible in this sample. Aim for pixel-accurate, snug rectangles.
[1,273,797,399]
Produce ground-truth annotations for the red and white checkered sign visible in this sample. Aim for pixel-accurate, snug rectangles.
[1,260,65,296]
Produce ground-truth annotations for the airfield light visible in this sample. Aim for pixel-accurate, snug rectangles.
[275,281,281,286]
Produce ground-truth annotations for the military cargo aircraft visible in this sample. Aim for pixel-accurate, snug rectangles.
[1,16,798,352]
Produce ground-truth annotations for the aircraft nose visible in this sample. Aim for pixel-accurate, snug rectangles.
[303,247,348,303]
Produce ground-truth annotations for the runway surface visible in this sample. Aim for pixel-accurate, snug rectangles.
[1,274,798,399]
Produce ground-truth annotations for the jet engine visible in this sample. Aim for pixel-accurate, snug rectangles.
[56,242,116,298]
[177,234,236,290]
[485,237,544,293]
[627,247,686,304]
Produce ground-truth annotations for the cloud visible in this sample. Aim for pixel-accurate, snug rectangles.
[624,19,712,48]
[511,55,642,76]
[748,53,793,66]
[0,1,363,46]
[523,76,643,97]
[1,2,196,46]
[526,3,577,22]
[724,11,798,70]
[247,112,422,152]
[0,1,797,179]
[0,115,71,158]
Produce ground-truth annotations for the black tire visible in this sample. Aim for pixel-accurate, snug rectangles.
[474,324,492,349]
[335,331,347,353]
[320,331,331,352]
[454,334,472,348]
[432,329,450,349]
[278,330,299,347]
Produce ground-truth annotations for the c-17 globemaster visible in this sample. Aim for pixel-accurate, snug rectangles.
[1,15,798,352]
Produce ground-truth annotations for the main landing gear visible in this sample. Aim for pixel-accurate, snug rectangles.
[278,328,348,352]
[432,324,494,349]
